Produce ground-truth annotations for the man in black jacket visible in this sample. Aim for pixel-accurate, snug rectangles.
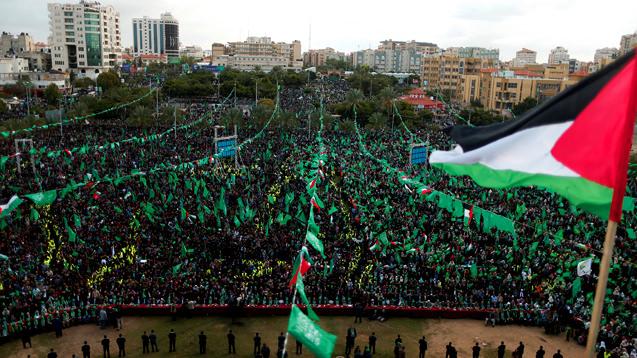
[168,329,176,352]
[227,330,236,354]
[149,330,158,352]
[141,332,149,354]
[418,336,428,358]
[254,332,261,355]
[536,346,545,358]
[101,335,110,358]
[498,342,506,358]
[198,331,206,354]
[116,334,126,357]
[369,333,377,354]
[82,341,91,358]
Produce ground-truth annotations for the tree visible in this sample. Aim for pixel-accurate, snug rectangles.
[366,112,387,130]
[512,97,538,116]
[377,87,395,124]
[345,89,364,112]
[44,83,62,106]
[96,71,121,92]
[74,77,95,88]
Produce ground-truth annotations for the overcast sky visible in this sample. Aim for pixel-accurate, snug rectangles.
[1,0,636,62]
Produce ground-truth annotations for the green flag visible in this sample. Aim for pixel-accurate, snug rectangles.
[295,273,320,321]
[24,190,57,206]
[306,231,325,258]
[287,305,336,358]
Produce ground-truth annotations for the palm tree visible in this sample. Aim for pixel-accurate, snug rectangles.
[366,112,387,130]
[345,89,364,115]
[377,87,395,126]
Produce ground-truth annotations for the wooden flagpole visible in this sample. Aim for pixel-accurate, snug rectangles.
[584,220,618,358]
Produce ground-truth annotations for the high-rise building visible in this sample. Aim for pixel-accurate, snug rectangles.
[594,47,618,64]
[619,32,637,56]
[421,53,495,101]
[548,46,569,64]
[351,49,376,69]
[48,1,121,76]
[132,12,179,62]
[0,32,35,55]
[512,48,537,67]
[303,48,346,67]
[446,47,500,61]
[211,37,302,72]
[369,40,438,73]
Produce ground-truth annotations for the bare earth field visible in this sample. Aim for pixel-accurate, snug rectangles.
[0,316,584,358]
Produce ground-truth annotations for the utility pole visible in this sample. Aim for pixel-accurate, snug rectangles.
[234,81,237,108]
[255,79,258,106]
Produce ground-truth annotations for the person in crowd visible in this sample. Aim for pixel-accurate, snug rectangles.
[278,332,286,351]
[369,332,377,354]
[116,334,126,357]
[295,339,303,355]
[141,331,150,354]
[227,329,236,354]
[498,341,506,358]
[536,346,545,358]
[168,329,176,352]
[198,331,206,354]
[101,335,110,358]
[254,332,261,355]
[82,341,91,358]
[472,342,481,358]
[47,348,58,358]
[418,336,428,358]
[261,343,271,358]
[552,349,563,358]
[149,330,158,352]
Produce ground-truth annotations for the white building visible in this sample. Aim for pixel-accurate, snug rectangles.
[180,45,204,61]
[446,47,499,61]
[352,49,376,69]
[211,37,302,72]
[0,58,69,89]
[512,48,537,67]
[48,1,122,78]
[619,32,637,56]
[594,47,618,63]
[132,12,179,62]
[0,58,30,73]
[548,46,569,64]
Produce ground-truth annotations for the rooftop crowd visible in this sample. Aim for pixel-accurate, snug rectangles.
[0,79,636,358]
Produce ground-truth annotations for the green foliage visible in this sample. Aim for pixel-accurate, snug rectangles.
[126,105,153,127]
[221,108,244,129]
[44,84,62,106]
[512,97,538,116]
[0,115,46,131]
[460,108,503,126]
[0,99,7,113]
[274,111,300,129]
[317,58,352,72]
[251,104,274,128]
[346,67,398,96]
[96,71,121,91]
[73,77,95,88]
[365,112,387,130]
[470,99,483,108]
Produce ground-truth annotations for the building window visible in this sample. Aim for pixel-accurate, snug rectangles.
[507,83,518,89]
[64,11,73,16]
[65,18,74,23]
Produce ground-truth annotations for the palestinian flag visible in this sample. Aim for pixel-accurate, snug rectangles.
[430,49,637,221]
[464,206,474,227]
[0,195,23,218]
[289,247,313,288]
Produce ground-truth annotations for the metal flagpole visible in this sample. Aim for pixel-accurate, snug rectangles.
[584,220,618,358]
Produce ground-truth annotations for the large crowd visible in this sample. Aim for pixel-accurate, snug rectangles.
[0,80,636,358]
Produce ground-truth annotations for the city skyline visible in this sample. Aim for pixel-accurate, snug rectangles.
[0,0,636,62]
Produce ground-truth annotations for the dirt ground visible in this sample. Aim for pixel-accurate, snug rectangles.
[0,316,584,358]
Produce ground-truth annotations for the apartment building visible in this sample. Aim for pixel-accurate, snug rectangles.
[211,37,302,72]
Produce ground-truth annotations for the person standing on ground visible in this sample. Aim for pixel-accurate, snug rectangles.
[394,335,402,347]
[445,342,454,358]
[149,330,158,352]
[21,330,32,348]
[227,329,236,354]
[536,346,545,358]
[82,341,91,358]
[369,332,377,354]
[418,336,427,358]
[295,339,303,355]
[517,342,525,358]
[552,350,563,358]
[346,327,357,355]
[116,334,126,357]
[254,332,261,355]
[141,332,149,354]
[168,329,176,352]
[262,344,270,358]
[47,348,58,358]
[198,331,206,354]
[101,335,110,358]
[472,342,481,358]
[498,341,506,358]
[278,332,286,351]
